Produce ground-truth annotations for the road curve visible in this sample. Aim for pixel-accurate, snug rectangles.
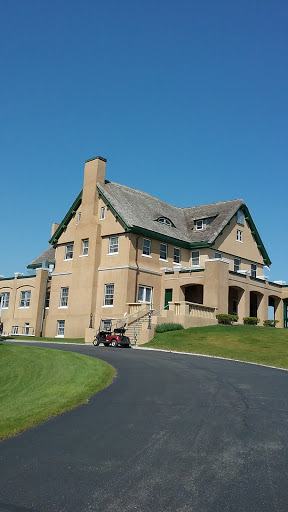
[1,342,288,512]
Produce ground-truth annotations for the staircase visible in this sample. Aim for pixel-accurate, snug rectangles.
[125,312,152,344]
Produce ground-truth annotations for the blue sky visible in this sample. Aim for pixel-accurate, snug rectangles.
[1,0,287,281]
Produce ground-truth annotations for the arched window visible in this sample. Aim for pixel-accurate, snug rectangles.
[156,217,174,227]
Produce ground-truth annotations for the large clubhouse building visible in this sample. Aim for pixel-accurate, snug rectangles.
[1,156,288,342]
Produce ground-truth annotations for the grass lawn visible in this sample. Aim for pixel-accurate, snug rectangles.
[144,325,288,369]
[0,344,115,440]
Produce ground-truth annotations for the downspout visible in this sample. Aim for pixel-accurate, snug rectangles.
[134,236,140,303]
[40,274,50,337]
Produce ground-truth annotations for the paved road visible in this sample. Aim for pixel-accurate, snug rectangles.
[1,343,288,512]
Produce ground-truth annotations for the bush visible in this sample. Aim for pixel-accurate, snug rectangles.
[243,317,259,325]
[216,314,238,325]
[155,323,184,333]
[263,319,279,327]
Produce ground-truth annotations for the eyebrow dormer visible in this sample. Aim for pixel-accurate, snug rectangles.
[156,217,175,227]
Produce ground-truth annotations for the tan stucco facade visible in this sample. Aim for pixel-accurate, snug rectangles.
[1,156,288,340]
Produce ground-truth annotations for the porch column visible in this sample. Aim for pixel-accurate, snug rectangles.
[257,294,268,327]
[274,298,283,328]
[237,289,249,324]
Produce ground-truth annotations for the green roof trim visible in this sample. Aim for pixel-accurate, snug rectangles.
[49,190,83,246]
[241,205,271,266]
[213,205,271,267]
[97,186,130,231]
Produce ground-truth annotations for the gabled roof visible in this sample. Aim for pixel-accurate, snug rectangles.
[27,246,56,269]
[47,180,271,265]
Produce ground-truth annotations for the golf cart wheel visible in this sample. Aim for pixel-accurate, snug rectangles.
[111,339,118,347]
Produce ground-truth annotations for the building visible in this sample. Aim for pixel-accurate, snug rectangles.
[1,156,288,342]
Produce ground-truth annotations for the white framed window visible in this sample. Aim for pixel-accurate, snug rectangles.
[234,258,241,272]
[160,243,167,260]
[191,251,200,266]
[174,247,181,264]
[236,230,243,242]
[57,320,65,337]
[100,207,106,220]
[156,217,173,226]
[102,319,112,331]
[45,290,50,309]
[195,220,204,230]
[142,238,151,256]
[237,210,244,226]
[215,252,222,259]
[65,243,74,260]
[12,326,18,334]
[60,287,69,307]
[20,290,31,308]
[104,284,114,306]
[108,236,119,254]
[24,323,30,335]
[1,292,10,308]
[138,285,153,303]
[82,239,89,256]
[251,263,257,278]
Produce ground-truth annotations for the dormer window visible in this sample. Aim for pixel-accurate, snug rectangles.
[156,217,174,227]
[195,219,204,230]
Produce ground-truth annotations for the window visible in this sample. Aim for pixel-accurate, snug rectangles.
[102,319,111,331]
[237,210,244,225]
[60,287,69,307]
[77,212,81,223]
[156,217,173,227]
[45,290,50,309]
[215,252,222,259]
[195,219,204,230]
[57,320,65,337]
[160,243,167,260]
[65,243,74,260]
[1,292,10,308]
[191,251,200,266]
[234,258,241,272]
[142,239,151,256]
[100,207,106,220]
[138,285,152,303]
[20,291,31,308]
[174,247,181,264]
[12,326,18,334]
[236,230,243,242]
[104,284,114,306]
[108,236,119,254]
[82,239,89,255]
[251,263,257,278]
[24,323,30,335]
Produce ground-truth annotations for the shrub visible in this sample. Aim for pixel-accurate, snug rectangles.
[243,317,259,325]
[263,319,279,327]
[155,323,184,333]
[216,314,238,325]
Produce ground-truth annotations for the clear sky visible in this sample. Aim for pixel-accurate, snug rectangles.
[1,0,287,282]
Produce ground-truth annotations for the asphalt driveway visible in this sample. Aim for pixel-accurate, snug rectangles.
[1,342,288,512]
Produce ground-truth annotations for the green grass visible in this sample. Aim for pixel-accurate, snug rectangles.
[0,344,115,440]
[5,336,85,343]
[144,325,288,369]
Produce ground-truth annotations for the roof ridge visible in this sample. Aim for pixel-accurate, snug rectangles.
[104,181,244,211]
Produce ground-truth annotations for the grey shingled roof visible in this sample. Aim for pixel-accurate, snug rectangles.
[27,246,56,268]
[97,181,244,244]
